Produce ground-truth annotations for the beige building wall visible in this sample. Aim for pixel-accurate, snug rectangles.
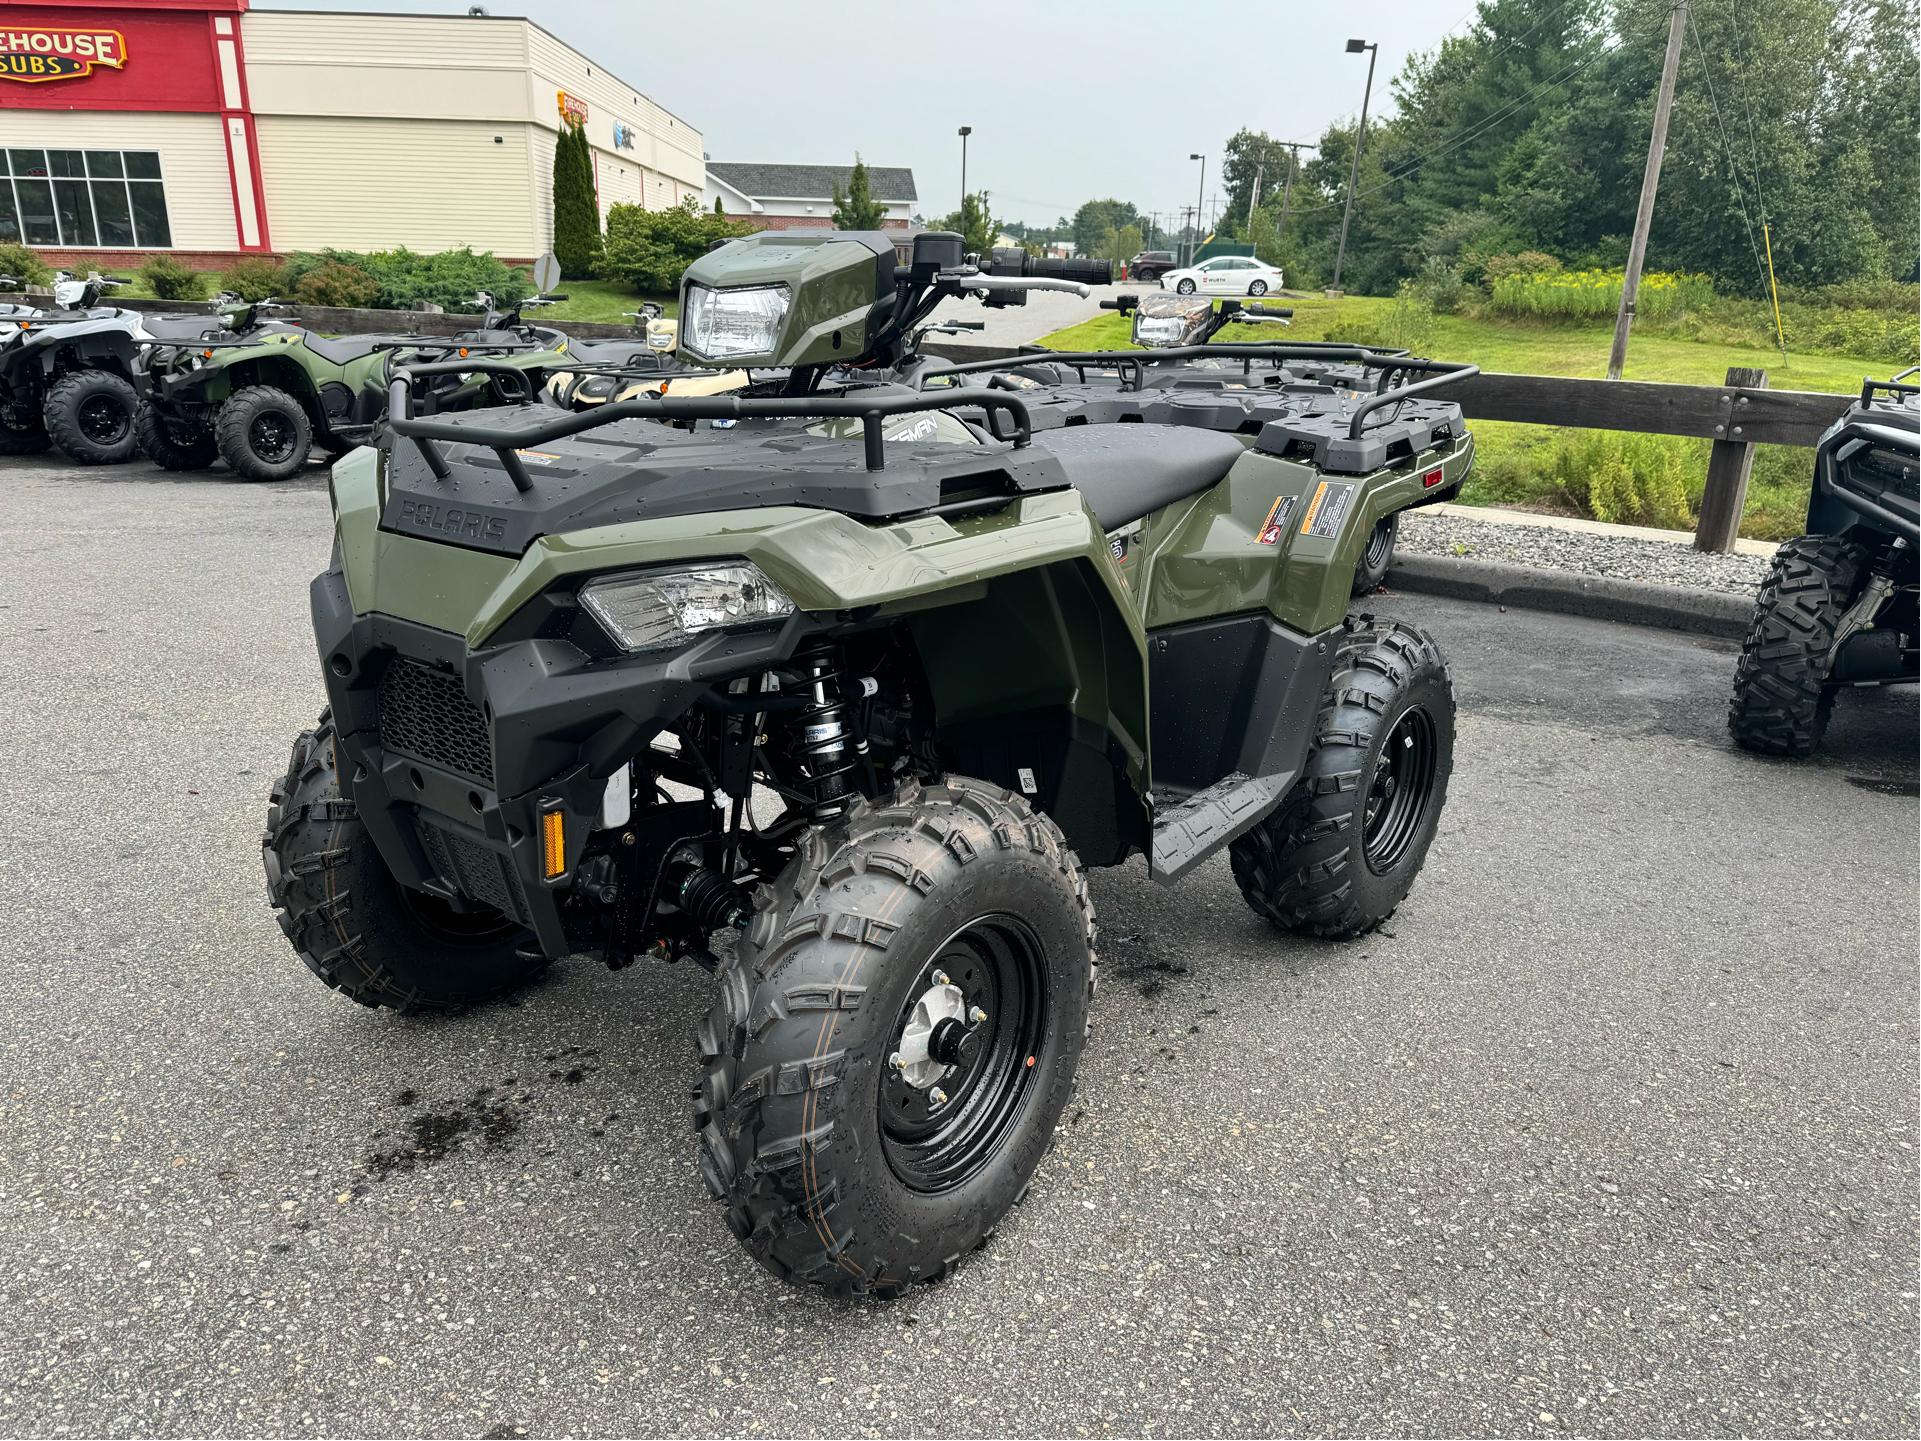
[251,117,543,255]
[0,110,237,251]
[242,9,703,255]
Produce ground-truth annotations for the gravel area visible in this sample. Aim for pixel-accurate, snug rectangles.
[1400,510,1774,596]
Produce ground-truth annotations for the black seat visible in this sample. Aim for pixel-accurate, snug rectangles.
[1032,423,1246,530]
[301,332,396,365]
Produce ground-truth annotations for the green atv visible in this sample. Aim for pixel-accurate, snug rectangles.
[262,230,1477,1296]
[138,302,568,481]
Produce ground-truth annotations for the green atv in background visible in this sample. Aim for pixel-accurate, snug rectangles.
[262,230,1477,1297]
[138,303,569,481]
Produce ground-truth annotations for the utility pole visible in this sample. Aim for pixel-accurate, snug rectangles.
[957,126,971,220]
[1189,154,1206,267]
[1332,37,1378,294]
[1608,2,1688,380]
[1275,141,1307,249]
[1251,154,1266,215]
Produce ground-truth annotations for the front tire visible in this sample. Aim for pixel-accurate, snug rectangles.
[695,776,1097,1297]
[1175,279,1197,296]
[1351,511,1400,595]
[1248,280,1268,297]
[135,404,220,470]
[1230,619,1454,939]
[1729,535,1866,758]
[217,384,312,482]
[263,710,547,1011]
[43,370,139,464]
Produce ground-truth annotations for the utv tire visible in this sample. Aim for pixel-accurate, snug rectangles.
[217,384,312,482]
[134,404,219,470]
[1230,619,1454,939]
[0,408,51,454]
[1351,511,1400,595]
[263,710,546,1011]
[694,776,1097,1297]
[1728,534,1866,758]
[1175,279,1197,295]
[43,370,139,464]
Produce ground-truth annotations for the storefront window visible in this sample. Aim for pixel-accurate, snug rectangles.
[1,149,172,249]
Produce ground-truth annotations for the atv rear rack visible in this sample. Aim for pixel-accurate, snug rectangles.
[923,344,1479,440]
[387,361,1033,491]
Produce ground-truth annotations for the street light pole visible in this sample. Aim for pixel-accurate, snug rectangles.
[1332,38,1378,294]
[1189,153,1206,267]
[957,126,971,220]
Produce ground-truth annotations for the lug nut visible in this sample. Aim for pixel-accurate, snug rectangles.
[932,970,950,986]
[970,1006,987,1025]
[929,1088,948,1108]
[888,1052,903,1072]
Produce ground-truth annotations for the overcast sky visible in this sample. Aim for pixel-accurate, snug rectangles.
[257,0,1475,228]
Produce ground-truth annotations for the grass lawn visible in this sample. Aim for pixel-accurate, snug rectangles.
[1039,296,1904,540]
[538,280,676,324]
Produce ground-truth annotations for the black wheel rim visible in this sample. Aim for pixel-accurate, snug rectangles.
[1364,705,1438,875]
[1364,514,1396,572]
[78,393,131,445]
[249,410,299,465]
[879,914,1047,1194]
[396,883,522,945]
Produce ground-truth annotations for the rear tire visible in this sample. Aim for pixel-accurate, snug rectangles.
[694,775,1097,1297]
[43,370,139,464]
[217,384,312,482]
[263,710,546,1012]
[0,406,50,454]
[1351,511,1400,595]
[1230,619,1454,939]
[135,404,219,470]
[1728,534,1866,758]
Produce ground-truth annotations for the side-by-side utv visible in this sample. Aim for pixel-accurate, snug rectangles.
[262,230,1476,1297]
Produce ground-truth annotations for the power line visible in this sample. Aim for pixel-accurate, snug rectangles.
[1684,2,1774,301]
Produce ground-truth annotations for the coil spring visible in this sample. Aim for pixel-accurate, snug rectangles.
[786,647,860,820]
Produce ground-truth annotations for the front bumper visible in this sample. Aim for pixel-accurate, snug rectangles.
[311,564,819,957]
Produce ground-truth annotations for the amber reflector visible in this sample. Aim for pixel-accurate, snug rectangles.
[541,810,565,879]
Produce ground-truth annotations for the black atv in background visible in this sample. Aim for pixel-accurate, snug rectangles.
[1729,369,1919,755]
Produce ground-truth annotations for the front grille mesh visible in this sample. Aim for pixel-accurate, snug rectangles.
[416,823,531,925]
[378,658,493,785]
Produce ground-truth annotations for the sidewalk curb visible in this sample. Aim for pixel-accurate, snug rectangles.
[1384,553,1754,640]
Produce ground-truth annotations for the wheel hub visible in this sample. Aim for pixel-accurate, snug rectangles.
[892,974,977,1089]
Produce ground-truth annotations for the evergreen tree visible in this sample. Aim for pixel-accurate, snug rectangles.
[552,119,602,281]
[831,154,888,230]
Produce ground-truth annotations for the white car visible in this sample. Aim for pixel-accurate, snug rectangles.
[1157,255,1284,297]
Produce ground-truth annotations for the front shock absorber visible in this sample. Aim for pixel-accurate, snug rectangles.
[786,646,862,821]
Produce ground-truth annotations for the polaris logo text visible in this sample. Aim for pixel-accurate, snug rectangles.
[399,500,508,542]
[0,30,126,83]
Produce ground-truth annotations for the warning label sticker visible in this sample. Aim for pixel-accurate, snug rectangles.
[1299,481,1358,538]
[1256,495,1295,545]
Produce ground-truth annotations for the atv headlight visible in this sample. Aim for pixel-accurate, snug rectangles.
[682,284,788,362]
[579,562,796,653]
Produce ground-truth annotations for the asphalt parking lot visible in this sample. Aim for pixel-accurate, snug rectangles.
[1,450,1915,1440]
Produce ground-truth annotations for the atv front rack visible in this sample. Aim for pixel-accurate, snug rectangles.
[387,361,1033,491]
[921,344,1479,440]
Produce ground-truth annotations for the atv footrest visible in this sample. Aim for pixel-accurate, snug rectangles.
[1149,771,1292,884]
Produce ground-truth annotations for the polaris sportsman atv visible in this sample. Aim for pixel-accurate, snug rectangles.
[1730,369,1919,755]
[263,230,1476,1297]
[140,321,563,481]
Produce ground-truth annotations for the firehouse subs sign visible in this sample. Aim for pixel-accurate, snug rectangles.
[0,28,128,82]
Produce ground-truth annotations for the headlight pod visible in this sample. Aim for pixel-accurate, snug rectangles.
[578,562,796,653]
[681,283,789,362]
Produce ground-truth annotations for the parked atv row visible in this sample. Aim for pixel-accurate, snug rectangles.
[262,228,1480,1299]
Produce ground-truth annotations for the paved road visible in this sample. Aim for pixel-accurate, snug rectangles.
[920,280,1134,348]
[1,451,1915,1439]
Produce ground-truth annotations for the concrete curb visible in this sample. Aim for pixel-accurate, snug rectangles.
[1384,553,1754,640]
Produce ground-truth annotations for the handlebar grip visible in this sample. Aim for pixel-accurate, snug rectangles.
[545,294,570,301]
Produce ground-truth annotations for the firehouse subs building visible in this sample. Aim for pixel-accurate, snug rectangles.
[0,1,705,267]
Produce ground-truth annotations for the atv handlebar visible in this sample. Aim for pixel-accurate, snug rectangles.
[388,368,1033,491]
[950,273,1091,299]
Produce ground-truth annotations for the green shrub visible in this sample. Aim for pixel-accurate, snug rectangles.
[1487,267,1716,323]
[1323,284,1438,355]
[1546,432,1693,528]
[284,247,525,311]
[137,253,206,301]
[1411,256,1469,315]
[598,198,754,294]
[217,255,288,302]
[0,242,55,287]
[1481,251,1563,283]
[292,261,378,309]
